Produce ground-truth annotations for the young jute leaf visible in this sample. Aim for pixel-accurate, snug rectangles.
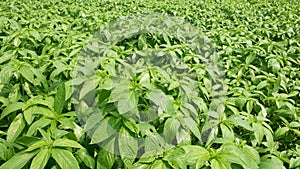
[25,141,48,152]
[0,102,24,120]
[97,139,115,169]
[183,117,201,140]
[75,148,95,169]
[23,106,38,125]
[52,138,83,149]
[27,118,52,136]
[150,160,168,169]
[30,148,51,169]
[54,83,66,114]
[91,119,116,144]
[163,118,181,143]
[147,89,168,111]
[6,113,26,142]
[51,148,80,169]
[19,66,35,85]
[79,78,99,100]
[1,1,299,168]
[259,157,285,169]
[116,90,138,115]
[220,143,259,169]
[181,145,210,167]
[118,127,138,167]
[0,151,38,169]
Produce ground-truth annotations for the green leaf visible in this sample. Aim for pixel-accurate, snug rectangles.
[123,119,139,134]
[50,61,68,80]
[203,77,212,93]
[182,102,198,116]
[27,118,52,136]
[97,89,111,105]
[176,128,191,145]
[0,51,15,64]
[15,136,40,147]
[116,90,138,115]
[181,145,210,167]
[31,68,48,89]
[144,134,165,156]
[79,78,99,100]
[164,145,209,168]
[0,151,38,169]
[23,97,53,111]
[7,113,26,142]
[110,80,130,99]
[75,149,95,169]
[97,138,115,169]
[131,162,150,169]
[228,115,253,131]
[150,160,168,169]
[220,123,234,141]
[13,37,20,47]
[23,106,38,125]
[268,58,280,73]
[259,156,285,169]
[119,127,138,167]
[292,129,300,137]
[274,127,289,139]
[253,122,264,144]
[257,80,268,90]
[226,105,240,114]
[183,117,201,140]
[138,34,147,49]
[25,106,55,119]
[163,148,185,168]
[0,143,11,161]
[242,145,260,164]
[220,143,259,169]
[51,129,69,139]
[30,148,50,169]
[69,48,81,57]
[163,147,186,161]
[289,122,300,128]
[19,66,36,85]
[210,158,231,169]
[54,83,66,114]
[0,64,14,88]
[25,141,48,152]
[91,119,116,144]
[38,129,52,143]
[256,102,267,117]
[164,118,180,143]
[147,89,168,110]
[0,102,24,120]
[30,30,41,41]
[51,148,80,169]
[290,157,300,169]
[245,53,256,65]
[84,113,104,131]
[58,117,75,129]
[9,84,20,103]
[0,96,9,105]
[53,138,83,149]
[246,100,253,113]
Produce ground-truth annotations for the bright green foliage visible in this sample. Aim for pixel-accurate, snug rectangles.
[0,0,300,169]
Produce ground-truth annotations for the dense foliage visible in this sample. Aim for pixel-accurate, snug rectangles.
[0,0,299,168]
